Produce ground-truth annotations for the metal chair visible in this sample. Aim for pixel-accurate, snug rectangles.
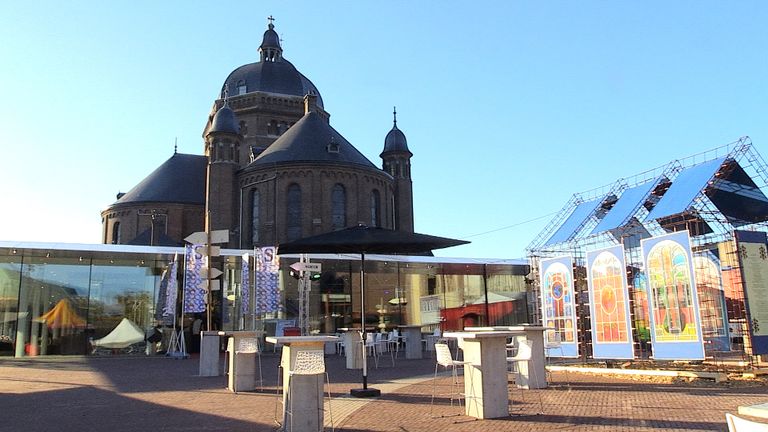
[507,339,544,414]
[726,413,768,431]
[376,332,395,367]
[544,331,569,386]
[364,333,381,367]
[430,342,471,417]
[277,349,334,432]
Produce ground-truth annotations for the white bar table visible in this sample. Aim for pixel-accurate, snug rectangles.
[222,331,262,392]
[398,325,424,359]
[465,326,547,389]
[443,330,516,419]
[267,335,339,432]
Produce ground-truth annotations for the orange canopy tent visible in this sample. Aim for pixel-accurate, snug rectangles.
[36,299,86,329]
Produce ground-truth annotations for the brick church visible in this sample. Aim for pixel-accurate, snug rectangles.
[101,20,414,248]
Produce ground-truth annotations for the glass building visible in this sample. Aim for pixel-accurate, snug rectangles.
[0,241,530,357]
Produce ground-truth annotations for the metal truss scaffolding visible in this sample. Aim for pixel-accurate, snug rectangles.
[527,137,768,366]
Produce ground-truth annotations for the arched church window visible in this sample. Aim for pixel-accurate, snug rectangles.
[251,189,260,244]
[371,190,381,228]
[331,184,346,230]
[112,221,121,244]
[236,80,246,95]
[287,184,302,241]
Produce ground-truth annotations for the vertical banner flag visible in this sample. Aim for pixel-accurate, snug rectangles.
[241,253,250,315]
[540,255,579,357]
[156,255,179,325]
[641,230,704,360]
[586,245,634,359]
[183,244,207,313]
[254,247,280,314]
[155,263,170,324]
[693,253,730,351]
[734,230,768,355]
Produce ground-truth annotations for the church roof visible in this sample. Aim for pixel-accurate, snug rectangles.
[208,103,239,135]
[382,125,410,155]
[220,22,323,107]
[221,60,323,107]
[381,108,412,156]
[111,153,207,206]
[247,111,377,169]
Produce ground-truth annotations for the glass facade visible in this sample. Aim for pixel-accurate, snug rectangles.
[0,242,530,357]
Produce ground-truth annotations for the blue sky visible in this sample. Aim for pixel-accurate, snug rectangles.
[1,1,766,259]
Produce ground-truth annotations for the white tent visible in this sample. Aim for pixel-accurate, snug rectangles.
[92,318,145,349]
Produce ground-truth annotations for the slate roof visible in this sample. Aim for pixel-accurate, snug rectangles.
[208,103,239,134]
[221,59,323,107]
[111,153,207,206]
[247,111,378,169]
[382,124,411,156]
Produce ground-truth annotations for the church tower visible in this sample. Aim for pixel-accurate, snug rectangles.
[205,99,242,247]
[381,108,414,232]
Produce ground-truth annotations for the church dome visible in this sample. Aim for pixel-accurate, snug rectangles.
[220,22,324,108]
[208,103,239,134]
[381,108,412,156]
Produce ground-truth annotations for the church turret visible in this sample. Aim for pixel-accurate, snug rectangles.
[205,97,242,247]
[259,16,283,62]
[381,107,414,232]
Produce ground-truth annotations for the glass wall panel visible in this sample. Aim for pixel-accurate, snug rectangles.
[437,264,485,331]
[0,255,22,356]
[485,264,529,326]
[18,256,91,356]
[88,259,161,355]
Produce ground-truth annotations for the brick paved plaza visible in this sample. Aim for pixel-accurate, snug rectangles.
[1,352,766,432]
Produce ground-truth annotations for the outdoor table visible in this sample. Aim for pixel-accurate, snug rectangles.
[216,331,263,392]
[398,325,424,359]
[443,330,516,419]
[267,335,339,432]
[465,326,547,389]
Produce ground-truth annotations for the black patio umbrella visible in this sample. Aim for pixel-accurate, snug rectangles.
[277,224,469,397]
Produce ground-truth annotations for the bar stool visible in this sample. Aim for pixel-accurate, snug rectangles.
[507,339,544,414]
[430,342,472,417]
[278,350,334,431]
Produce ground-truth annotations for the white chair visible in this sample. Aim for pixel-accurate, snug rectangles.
[335,333,344,356]
[364,333,381,367]
[545,331,565,358]
[430,342,472,417]
[424,328,441,354]
[376,333,395,367]
[279,350,334,432]
[388,329,402,356]
[507,339,544,414]
[726,413,768,431]
[544,331,569,386]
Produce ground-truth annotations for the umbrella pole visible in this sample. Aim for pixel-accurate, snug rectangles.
[351,252,380,397]
[361,252,367,389]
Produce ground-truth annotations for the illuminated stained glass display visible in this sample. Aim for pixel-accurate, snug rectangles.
[641,231,705,360]
[693,254,730,351]
[540,256,579,357]
[587,245,634,359]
